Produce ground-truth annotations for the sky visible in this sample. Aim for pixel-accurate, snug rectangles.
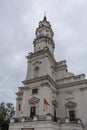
[0,0,87,105]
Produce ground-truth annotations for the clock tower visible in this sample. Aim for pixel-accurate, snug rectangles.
[33,16,55,56]
[9,16,87,130]
[14,16,57,118]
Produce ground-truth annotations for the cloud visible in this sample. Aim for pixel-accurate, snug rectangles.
[0,0,87,105]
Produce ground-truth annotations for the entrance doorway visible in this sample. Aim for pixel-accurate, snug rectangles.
[54,109,57,121]
[69,110,76,121]
[30,106,36,117]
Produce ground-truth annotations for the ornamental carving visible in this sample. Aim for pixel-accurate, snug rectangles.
[65,101,77,109]
[29,96,40,104]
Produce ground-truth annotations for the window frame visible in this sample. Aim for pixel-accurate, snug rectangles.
[32,88,38,95]
[30,106,36,117]
[34,66,39,78]
[68,109,76,121]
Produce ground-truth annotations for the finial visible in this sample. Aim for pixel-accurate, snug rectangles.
[44,11,46,17]
[44,11,47,21]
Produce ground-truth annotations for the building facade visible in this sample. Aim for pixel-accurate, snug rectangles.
[9,16,87,130]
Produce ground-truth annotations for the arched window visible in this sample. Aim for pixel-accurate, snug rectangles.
[34,66,39,78]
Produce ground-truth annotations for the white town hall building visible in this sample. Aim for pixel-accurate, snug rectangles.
[9,16,87,130]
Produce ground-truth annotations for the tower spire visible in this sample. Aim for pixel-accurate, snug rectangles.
[44,11,47,21]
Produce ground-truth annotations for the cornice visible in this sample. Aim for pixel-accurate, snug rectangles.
[33,36,55,48]
[55,65,67,71]
[56,60,67,65]
[26,48,56,65]
[36,25,54,35]
[56,74,85,83]
[57,79,87,89]
[16,92,23,96]
[40,82,50,87]
[55,60,67,71]
[22,75,58,88]
[18,86,29,91]
[65,101,77,108]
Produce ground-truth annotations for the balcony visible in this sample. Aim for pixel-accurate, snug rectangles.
[10,114,83,126]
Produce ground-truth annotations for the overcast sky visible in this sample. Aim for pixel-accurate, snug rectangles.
[0,0,87,105]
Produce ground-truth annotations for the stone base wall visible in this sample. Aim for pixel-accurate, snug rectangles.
[9,121,84,130]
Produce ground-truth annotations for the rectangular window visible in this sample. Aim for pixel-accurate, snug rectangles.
[69,110,76,121]
[32,88,38,94]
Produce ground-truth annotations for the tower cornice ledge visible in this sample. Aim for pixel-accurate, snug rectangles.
[36,25,53,34]
[16,92,23,96]
[33,36,55,48]
[27,48,56,64]
[22,75,58,88]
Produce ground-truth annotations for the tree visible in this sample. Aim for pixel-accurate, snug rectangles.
[0,112,4,128]
[0,102,15,130]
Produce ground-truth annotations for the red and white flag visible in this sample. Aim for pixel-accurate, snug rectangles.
[43,98,50,111]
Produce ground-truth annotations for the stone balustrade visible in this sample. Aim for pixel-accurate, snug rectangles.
[10,114,82,125]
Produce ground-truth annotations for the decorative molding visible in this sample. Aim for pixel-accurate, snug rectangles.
[26,48,56,65]
[19,86,29,91]
[56,74,85,83]
[66,98,74,100]
[16,92,23,96]
[28,96,40,104]
[57,79,87,89]
[33,36,55,48]
[56,60,66,65]
[22,75,58,88]
[65,101,77,109]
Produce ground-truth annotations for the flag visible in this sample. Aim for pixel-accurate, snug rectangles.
[44,99,50,106]
[43,98,50,111]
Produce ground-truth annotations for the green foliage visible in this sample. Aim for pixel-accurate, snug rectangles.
[0,102,15,130]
